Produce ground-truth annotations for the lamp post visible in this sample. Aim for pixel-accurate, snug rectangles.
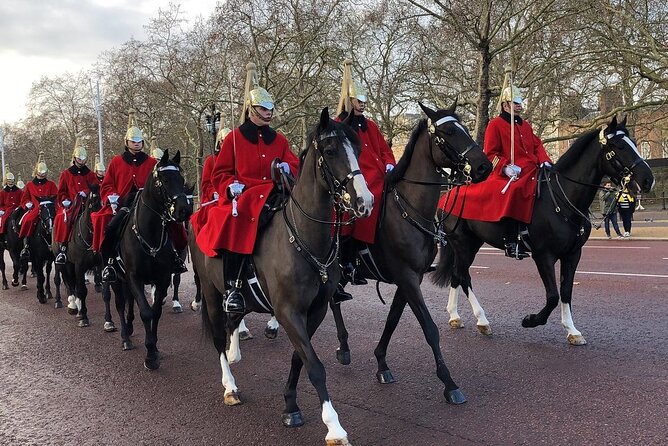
[204,103,221,155]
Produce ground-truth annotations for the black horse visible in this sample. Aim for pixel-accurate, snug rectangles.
[330,101,491,405]
[165,185,195,314]
[189,108,373,445]
[53,184,116,330]
[108,150,193,369]
[434,116,655,345]
[3,208,28,289]
[25,197,56,303]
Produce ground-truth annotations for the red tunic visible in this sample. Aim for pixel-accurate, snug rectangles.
[336,115,396,244]
[18,178,58,238]
[91,151,157,251]
[0,186,22,234]
[439,113,552,223]
[196,123,299,256]
[190,153,217,236]
[53,165,99,243]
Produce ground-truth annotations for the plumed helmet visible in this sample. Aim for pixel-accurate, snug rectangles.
[71,133,88,161]
[4,165,15,185]
[34,151,48,176]
[149,136,164,159]
[239,62,274,123]
[500,86,523,104]
[125,108,144,142]
[94,154,106,175]
[215,126,231,148]
[337,58,367,115]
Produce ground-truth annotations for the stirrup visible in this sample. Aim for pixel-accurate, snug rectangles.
[344,263,367,285]
[55,252,67,265]
[223,288,245,314]
[20,248,30,260]
[504,242,529,260]
[332,284,353,304]
[173,257,188,274]
[102,265,117,283]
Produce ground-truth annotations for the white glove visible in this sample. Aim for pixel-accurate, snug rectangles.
[228,181,245,198]
[25,202,34,209]
[107,194,120,205]
[62,199,72,208]
[278,162,291,174]
[0,210,5,216]
[79,191,87,197]
[213,192,219,201]
[503,164,521,179]
[386,164,394,172]
[540,161,552,170]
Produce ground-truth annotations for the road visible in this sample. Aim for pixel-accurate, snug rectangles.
[1,240,667,445]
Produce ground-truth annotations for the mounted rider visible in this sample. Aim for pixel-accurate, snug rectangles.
[195,62,299,314]
[18,152,58,260]
[190,125,230,236]
[334,58,396,302]
[93,154,105,184]
[54,135,98,265]
[0,167,22,238]
[440,81,552,259]
[92,109,188,282]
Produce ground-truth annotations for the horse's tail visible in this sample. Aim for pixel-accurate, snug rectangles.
[432,241,455,288]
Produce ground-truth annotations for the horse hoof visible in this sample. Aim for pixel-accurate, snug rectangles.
[326,438,352,446]
[46,293,53,300]
[521,315,540,328]
[336,348,351,365]
[449,318,463,329]
[172,304,183,314]
[103,322,117,332]
[11,280,19,287]
[67,308,77,315]
[122,341,135,351]
[190,301,201,311]
[444,388,467,405]
[2,283,8,290]
[20,285,27,290]
[37,296,47,304]
[239,330,253,341]
[567,334,587,346]
[54,301,63,309]
[376,370,395,384]
[264,327,278,339]
[224,391,243,406]
[144,356,160,370]
[94,284,103,293]
[281,411,304,428]
[477,325,492,336]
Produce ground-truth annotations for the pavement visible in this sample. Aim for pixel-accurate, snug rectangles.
[589,209,668,240]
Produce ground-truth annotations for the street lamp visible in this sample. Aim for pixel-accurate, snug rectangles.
[204,104,221,154]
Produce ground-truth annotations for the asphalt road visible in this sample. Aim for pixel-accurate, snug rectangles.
[1,240,667,445]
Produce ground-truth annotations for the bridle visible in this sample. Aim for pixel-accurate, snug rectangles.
[599,129,646,188]
[428,115,476,184]
[37,200,55,245]
[76,192,101,250]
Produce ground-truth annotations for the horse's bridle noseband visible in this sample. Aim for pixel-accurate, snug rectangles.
[599,129,645,187]
[428,115,475,181]
[151,165,192,222]
[314,131,363,213]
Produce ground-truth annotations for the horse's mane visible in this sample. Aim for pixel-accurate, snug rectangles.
[385,119,428,188]
[554,130,598,170]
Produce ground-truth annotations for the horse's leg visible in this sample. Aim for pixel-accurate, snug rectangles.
[374,294,408,384]
[264,315,280,339]
[34,259,47,303]
[462,286,491,335]
[238,318,253,341]
[75,263,90,327]
[278,299,349,445]
[93,266,103,293]
[126,275,161,370]
[102,282,116,332]
[558,250,586,346]
[522,254,560,329]
[11,250,20,287]
[328,300,351,365]
[112,283,134,351]
[446,285,463,328]
[53,264,63,308]
[171,273,183,313]
[45,261,53,300]
[0,249,8,289]
[190,271,202,311]
[19,250,28,290]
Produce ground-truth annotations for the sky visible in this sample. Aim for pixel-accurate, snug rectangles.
[0,0,219,124]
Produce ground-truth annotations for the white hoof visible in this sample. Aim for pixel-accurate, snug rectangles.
[190,301,201,311]
[567,334,587,346]
[172,300,183,313]
[449,318,463,329]
[67,295,77,310]
[477,325,492,336]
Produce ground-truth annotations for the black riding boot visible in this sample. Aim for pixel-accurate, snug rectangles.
[100,208,128,283]
[173,249,188,274]
[332,283,353,304]
[340,238,367,285]
[20,237,30,261]
[502,218,529,260]
[223,252,245,314]
[55,243,67,265]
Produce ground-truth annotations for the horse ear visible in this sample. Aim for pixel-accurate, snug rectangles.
[173,150,181,165]
[620,115,628,128]
[160,149,169,164]
[448,97,458,113]
[610,115,618,129]
[320,107,330,129]
[418,101,436,120]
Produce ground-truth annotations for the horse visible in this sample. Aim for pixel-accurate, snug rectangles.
[434,115,655,345]
[53,184,116,330]
[3,208,28,289]
[25,196,57,303]
[329,101,492,405]
[108,149,193,369]
[189,108,373,445]
[166,185,195,314]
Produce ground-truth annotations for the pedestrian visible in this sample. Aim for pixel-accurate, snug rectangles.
[600,182,622,239]
[617,186,636,237]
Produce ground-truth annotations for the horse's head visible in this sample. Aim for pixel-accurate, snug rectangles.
[599,116,655,193]
[86,184,103,214]
[418,100,492,183]
[36,195,56,233]
[309,107,374,218]
[149,149,194,222]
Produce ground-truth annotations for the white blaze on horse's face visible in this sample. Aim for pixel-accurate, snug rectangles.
[343,138,374,218]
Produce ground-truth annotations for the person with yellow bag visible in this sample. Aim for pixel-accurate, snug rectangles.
[616,186,636,237]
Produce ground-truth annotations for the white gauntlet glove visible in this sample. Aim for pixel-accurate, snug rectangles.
[62,199,72,208]
[277,162,291,174]
[0,210,5,216]
[25,202,34,210]
[79,191,87,197]
[503,164,521,179]
[386,164,394,172]
[228,181,245,198]
[213,192,219,201]
[540,161,552,170]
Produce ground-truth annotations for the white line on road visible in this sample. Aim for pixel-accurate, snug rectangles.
[584,246,651,249]
[576,271,668,279]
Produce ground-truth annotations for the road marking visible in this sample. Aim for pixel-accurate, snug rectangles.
[584,246,651,249]
[471,266,489,269]
[576,271,668,279]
